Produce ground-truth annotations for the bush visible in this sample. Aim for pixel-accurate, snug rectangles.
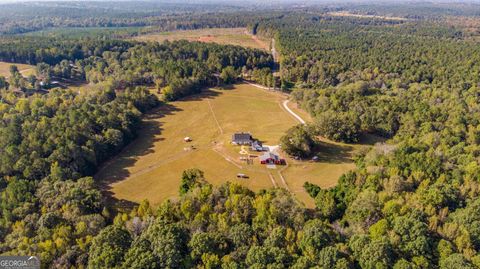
[280,124,317,157]
[315,111,360,143]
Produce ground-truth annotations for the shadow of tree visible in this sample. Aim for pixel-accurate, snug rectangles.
[217,84,235,90]
[309,133,387,165]
[176,88,222,102]
[358,133,387,145]
[314,140,354,164]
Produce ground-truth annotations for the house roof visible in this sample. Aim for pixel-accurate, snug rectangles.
[232,132,252,142]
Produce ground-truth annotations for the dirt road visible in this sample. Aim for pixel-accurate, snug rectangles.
[282,100,306,125]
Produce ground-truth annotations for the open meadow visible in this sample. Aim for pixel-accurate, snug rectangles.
[134,27,270,50]
[0,61,35,77]
[96,83,370,207]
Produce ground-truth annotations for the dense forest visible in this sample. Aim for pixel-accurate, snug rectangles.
[1,1,480,268]
[268,10,480,269]
[0,1,278,35]
[0,37,273,99]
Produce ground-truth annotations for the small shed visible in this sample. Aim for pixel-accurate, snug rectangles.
[184,137,192,142]
[251,140,267,151]
[259,152,286,165]
[232,132,253,145]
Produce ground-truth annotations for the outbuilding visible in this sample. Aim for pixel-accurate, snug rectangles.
[259,152,286,165]
[251,140,267,151]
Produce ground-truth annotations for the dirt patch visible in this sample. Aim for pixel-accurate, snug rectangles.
[246,31,270,51]
[198,35,215,42]
[133,28,269,50]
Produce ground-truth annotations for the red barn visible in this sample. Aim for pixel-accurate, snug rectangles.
[259,152,286,165]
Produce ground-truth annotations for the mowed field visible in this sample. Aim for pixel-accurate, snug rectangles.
[96,83,369,207]
[0,62,35,77]
[134,28,270,50]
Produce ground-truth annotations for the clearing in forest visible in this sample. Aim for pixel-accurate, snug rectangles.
[134,27,270,50]
[0,62,35,77]
[96,83,370,207]
[327,11,410,21]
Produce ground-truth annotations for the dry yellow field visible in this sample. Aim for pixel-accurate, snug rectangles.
[281,139,357,207]
[96,83,368,207]
[134,28,270,50]
[328,11,410,21]
[0,62,35,77]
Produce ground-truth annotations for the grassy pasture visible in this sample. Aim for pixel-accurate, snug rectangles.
[0,62,35,77]
[96,83,369,207]
[134,28,270,50]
